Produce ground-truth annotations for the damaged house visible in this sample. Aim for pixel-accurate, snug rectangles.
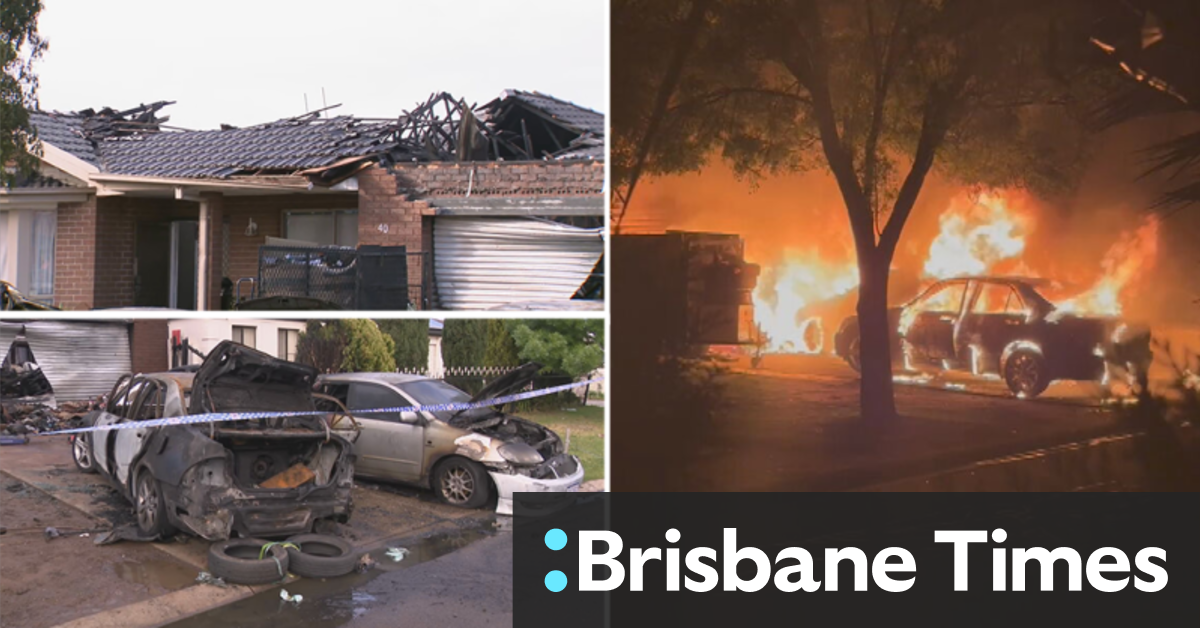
[0,91,604,310]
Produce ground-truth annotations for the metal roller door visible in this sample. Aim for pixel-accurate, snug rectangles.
[1,321,131,401]
[433,217,604,310]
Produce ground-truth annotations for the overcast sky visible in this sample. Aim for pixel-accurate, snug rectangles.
[35,0,607,130]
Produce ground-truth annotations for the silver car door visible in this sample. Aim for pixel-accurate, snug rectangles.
[111,379,159,488]
[347,382,425,482]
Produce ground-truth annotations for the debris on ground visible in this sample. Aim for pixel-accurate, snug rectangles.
[385,547,409,562]
[44,526,60,540]
[195,572,230,588]
[1,400,94,436]
[1,435,29,445]
[355,553,376,573]
[93,524,160,545]
[280,589,303,604]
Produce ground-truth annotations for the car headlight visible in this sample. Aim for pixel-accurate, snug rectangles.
[498,442,544,465]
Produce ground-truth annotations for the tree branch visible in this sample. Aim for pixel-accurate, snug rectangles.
[667,87,811,114]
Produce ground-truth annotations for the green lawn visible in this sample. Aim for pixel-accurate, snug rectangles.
[523,405,605,483]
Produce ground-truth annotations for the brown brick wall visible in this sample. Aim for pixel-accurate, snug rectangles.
[53,197,98,309]
[390,160,604,197]
[130,319,168,374]
[221,193,358,304]
[357,167,432,306]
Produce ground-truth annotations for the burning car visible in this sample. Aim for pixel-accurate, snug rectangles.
[315,363,584,515]
[832,276,1152,398]
[69,341,355,540]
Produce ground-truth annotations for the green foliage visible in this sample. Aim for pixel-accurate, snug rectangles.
[340,319,396,372]
[377,319,430,371]
[509,319,604,378]
[296,320,395,374]
[483,319,522,367]
[442,319,488,367]
[1,0,47,187]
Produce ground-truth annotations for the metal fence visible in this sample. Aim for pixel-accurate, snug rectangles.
[249,245,432,310]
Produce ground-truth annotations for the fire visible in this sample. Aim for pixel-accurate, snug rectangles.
[923,191,1032,280]
[752,250,858,353]
[1050,216,1159,319]
[749,187,1160,356]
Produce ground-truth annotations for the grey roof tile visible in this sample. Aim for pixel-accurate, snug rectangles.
[28,112,99,165]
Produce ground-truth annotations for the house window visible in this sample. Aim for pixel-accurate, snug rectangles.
[30,211,56,297]
[231,325,257,348]
[284,210,358,247]
[278,328,299,362]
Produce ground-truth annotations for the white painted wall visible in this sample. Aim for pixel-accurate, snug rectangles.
[167,318,307,366]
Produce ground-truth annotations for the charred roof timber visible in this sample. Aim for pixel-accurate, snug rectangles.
[28,90,604,188]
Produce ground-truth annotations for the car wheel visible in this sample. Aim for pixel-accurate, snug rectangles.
[845,336,862,373]
[433,458,490,509]
[1004,349,1050,399]
[134,469,176,538]
[284,534,358,578]
[208,538,290,585]
[70,435,96,474]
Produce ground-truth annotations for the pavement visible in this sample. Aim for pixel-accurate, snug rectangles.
[0,434,505,628]
[612,352,1136,492]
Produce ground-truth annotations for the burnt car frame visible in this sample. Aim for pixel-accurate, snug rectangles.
[316,363,584,515]
[832,276,1151,398]
[69,341,355,540]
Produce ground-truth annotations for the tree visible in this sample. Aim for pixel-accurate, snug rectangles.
[377,319,430,371]
[509,320,604,378]
[613,0,1103,420]
[1,0,47,187]
[483,319,522,367]
[442,319,488,367]
[296,320,396,374]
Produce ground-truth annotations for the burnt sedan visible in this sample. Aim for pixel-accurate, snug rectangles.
[316,363,584,515]
[69,341,355,540]
[832,276,1151,398]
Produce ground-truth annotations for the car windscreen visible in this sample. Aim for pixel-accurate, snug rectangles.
[395,379,489,422]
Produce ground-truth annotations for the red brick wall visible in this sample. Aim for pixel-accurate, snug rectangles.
[130,319,168,374]
[53,197,98,309]
[222,193,358,304]
[357,167,433,306]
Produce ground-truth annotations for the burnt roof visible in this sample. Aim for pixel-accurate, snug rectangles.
[99,114,398,179]
[29,90,604,183]
[28,111,98,165]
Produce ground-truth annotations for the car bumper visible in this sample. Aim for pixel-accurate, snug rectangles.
[489,455,585,516]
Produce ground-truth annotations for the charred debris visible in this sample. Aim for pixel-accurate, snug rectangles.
[49,90,603,187]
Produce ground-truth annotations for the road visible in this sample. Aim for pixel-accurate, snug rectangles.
[613,351,1128,492]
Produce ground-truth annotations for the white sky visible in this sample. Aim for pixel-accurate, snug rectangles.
[35,0,608,130]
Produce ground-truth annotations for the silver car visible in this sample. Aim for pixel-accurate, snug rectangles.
[315,363,584,514]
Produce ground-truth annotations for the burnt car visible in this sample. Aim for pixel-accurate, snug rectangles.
[1,280,60,311]
[832,276,1152,398]
[316,363,584,515]
[69,341,355,540]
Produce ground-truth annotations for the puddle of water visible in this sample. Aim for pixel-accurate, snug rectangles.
[112,556,199,591]
[163,521,497,628]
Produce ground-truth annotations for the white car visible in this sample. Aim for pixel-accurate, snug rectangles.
[315,363,584,514]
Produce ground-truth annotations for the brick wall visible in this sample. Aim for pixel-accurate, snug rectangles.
[130,319,168,374]
[53,196,98,309]
[222,193,358,304]
[359,161,604,308]
[390,160,604,197]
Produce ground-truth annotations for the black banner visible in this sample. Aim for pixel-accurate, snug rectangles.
[513,493,1198,627]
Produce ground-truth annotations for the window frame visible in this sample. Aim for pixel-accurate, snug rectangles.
[281,209,359,248]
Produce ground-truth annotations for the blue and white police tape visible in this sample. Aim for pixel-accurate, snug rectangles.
[36,377,603,437]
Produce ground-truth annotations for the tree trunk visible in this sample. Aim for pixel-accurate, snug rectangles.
[857,249,896,421]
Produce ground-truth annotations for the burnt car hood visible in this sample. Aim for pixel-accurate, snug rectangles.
[467,362,543,404]
[189,340,319,415]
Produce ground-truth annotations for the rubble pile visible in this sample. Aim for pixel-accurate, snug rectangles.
[1,401,93,436]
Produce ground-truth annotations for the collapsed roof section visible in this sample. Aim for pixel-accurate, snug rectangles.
[29,90,605,188]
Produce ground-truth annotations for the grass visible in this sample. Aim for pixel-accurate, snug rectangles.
[522,405,605,483]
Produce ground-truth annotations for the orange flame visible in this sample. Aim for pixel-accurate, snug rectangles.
[923,191,1033,280]
[1050,216,1159,319]
[752,250,858,353]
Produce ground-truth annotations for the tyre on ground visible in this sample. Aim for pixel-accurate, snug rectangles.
[284,533,358,578]
[207,538,290,585]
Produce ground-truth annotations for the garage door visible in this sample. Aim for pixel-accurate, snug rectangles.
[1,321,131,402]
[433,217,604,310]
